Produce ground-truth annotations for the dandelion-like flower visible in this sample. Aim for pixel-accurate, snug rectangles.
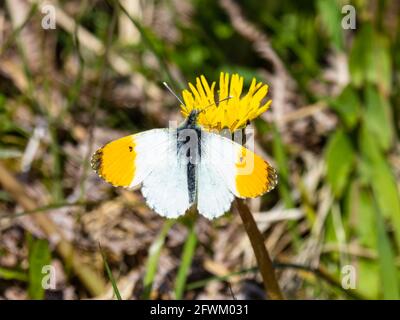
[180,72,272,131]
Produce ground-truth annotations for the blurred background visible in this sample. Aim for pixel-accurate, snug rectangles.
[0,0,399,300]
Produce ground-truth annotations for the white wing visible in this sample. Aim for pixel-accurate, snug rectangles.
[140,129,192,218]
[197,132,236,219]
[128,129,171,188]
[197,158,235,219]
[92,128,191,218]
[197,131,277,219]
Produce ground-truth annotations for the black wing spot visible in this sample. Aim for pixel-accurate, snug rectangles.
[129,146,133,152]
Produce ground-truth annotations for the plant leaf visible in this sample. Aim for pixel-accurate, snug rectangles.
[359,125,400,249]
[316,0,343,50]
[375,200,400,299]
[349,24,392,94]
[0,267,28,282]
[331,85,360,129]
[364,85,394,151]
[325,129,355,198]
[174,222,197,299]
[99,243,122,300]
[28,238,51,300]
[142,220,174,299]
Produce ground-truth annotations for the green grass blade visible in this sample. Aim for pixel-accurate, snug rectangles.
[272,125,293,208]
[325,129,355,198]
[99,243,122,300]
[28,238,51,300]
[174,222,197,299]
[316,0,343,50]
[374,199,400,299]
[142,220,175,299]
[0,267,28,282]
[331,85,361,129]
[360,124,400,250]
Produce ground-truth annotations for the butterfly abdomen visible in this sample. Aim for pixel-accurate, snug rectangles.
[177,123,202,205]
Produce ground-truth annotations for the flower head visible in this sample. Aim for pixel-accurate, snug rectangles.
[180,72,272,132]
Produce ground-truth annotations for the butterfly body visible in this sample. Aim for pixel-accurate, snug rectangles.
[176,110,202,205]
[92,110,277,219]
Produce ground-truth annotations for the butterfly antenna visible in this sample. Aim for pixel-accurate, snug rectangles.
[163,82,185,106]
[199,95,234,114]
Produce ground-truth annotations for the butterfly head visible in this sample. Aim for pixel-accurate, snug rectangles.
[185,96,231,128]
[186,109,201,126]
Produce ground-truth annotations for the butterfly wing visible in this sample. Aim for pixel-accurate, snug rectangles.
[140,135,192,218]
[92,127,277,220]
[197,157,235,219]
[92,128,191,218]
[92,129,169,188]
[197,131,277,219]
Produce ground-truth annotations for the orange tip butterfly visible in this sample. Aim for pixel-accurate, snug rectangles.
[91,101,277,220]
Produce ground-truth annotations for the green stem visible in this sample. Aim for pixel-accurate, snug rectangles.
[99,243,122,300]
[142,220,175,299]
[174,219,198,299]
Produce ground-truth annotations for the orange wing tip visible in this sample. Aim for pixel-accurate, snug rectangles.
[235,151,278,198]
[91,135,137,188]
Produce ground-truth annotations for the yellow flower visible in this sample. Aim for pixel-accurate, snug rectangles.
[180,72,272,131]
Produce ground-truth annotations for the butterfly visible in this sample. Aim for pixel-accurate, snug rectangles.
[91,109,277,220]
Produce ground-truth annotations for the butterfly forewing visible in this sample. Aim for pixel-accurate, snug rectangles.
[198,131,277,217]
[91,128,192,218]
[91,129,169,189]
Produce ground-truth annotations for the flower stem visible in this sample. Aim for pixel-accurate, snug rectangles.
[235,198,284,300]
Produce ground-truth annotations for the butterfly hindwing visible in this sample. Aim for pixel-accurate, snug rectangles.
[141,131,192,218]
[199,131,277,214]
[197,156,235,219]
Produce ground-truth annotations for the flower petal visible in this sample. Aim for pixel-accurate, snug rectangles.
[180,73,271,132]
